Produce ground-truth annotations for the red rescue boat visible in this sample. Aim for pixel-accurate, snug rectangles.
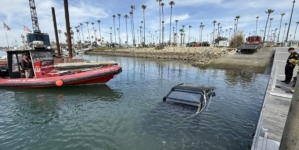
[0,44,122,88]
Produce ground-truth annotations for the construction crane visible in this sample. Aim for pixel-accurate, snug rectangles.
[28,0,41,33]
[26,0,51,46]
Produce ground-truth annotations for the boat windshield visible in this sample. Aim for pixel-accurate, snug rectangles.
[30,51,54,62]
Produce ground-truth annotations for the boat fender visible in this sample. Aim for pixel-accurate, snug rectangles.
[56,79,64,86]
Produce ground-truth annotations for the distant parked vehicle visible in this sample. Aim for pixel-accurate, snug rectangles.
[239,36,263,53]
[201,42,210,46]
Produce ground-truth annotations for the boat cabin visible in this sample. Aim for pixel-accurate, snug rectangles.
[1,41,55,79]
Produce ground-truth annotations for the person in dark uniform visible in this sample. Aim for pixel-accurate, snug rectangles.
[282,47,299,84]
[21,54,33,78]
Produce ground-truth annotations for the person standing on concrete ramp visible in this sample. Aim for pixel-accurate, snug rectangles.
[281,47,299,84]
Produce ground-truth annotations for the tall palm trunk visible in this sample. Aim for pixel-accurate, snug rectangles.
[142,5,146,46]
[267,19,273,41]
[213,23,215,42]
[124,15,129,47]
[158,1,161,45]
[80,23,84,43]
[161,3,164,45]
[294,22,299,40]
[169,2,175,45]
[285,1,296,42]
[263,14,271,42]
[118,14,121,45]
[277,14,285,43]
[97,20,102,46]
[282,23,287,42]
[113,16,116,43]
[130,12,134,46]
[256,16,259,36]
[86,22,91,44]
[131,7,136,46]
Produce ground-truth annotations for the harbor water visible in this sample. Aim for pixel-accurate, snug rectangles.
[0,51,269,150]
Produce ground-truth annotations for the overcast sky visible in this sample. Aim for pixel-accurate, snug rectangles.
[1,0,299,47]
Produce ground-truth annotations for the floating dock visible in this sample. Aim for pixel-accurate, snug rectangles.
[252,47,299,150]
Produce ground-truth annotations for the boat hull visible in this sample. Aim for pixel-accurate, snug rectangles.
[0,65,122,88]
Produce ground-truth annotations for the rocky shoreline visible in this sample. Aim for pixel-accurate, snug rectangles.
[86,47,233,67]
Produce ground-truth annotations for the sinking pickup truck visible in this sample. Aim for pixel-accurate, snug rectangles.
[163,83,216,113]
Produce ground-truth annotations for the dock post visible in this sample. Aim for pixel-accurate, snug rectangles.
[51,7,61,57]
[64,0,73,58]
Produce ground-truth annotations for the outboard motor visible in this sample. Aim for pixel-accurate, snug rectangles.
[0,66,9,78]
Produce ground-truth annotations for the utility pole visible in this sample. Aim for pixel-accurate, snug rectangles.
[279,71,299,150]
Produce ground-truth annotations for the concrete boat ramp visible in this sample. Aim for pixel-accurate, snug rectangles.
[252,47,299,150]
[54,61,118,70]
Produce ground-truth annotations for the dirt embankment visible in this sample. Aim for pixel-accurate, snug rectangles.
[86,47,231,67]
[86,47,275,73]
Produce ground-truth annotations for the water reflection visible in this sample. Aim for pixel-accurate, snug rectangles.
[5,85,123,125]
[225,70,257,86]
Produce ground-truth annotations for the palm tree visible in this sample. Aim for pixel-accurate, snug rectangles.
[110,27,112,43]
[58,30,62,43]
[169,1,175,45]
[229,28,232,38]
[112,15,116,43]
[179,29,183,46]
[118,14,121,45]
[188,25,191,43]
[212,20,217,42]
[130,5,136,46]
[200,23,204,43]
[160,2,165,45]
[91,22,96,43]
[175,20,178,45]
[285,0,296,42]
[282,23,288,42]
[294,21,299,40]
[130,11,134,45]
[97,20,101,45]
[263,9,274,42]
[217,23,220,37]
[277,13,285,43]
[235,16,240,32]
[80,23,84,43]
[142,5,146,46]
[86,22,91,43]
[182,25,185,44]
[267,18,273,41]
[175,20,178,33]
[156,0,162,45]
[162,21,165,44]
[124,14,129,46]
[256,16,259,35]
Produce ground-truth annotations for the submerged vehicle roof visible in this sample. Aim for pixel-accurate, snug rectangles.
[172,83,215,93]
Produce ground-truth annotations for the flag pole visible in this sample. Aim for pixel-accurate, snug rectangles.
[3,22,9,50]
